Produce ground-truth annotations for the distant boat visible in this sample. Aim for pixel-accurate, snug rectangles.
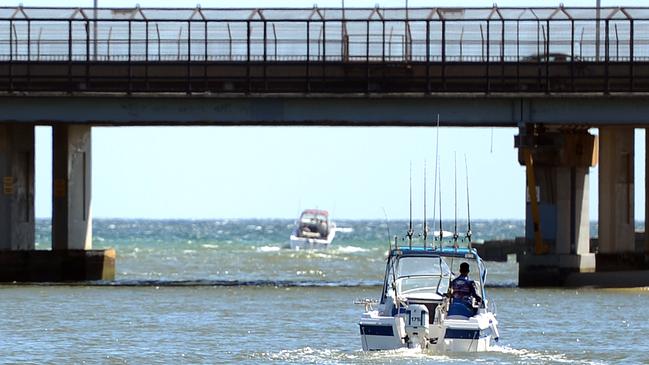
[289,209,336,250]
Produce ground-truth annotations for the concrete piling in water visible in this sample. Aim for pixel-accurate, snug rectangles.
[0,124,114,283]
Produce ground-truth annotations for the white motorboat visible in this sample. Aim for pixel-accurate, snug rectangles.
[358,124,499,352]
[357,236,500,352]
[289,209,336,250]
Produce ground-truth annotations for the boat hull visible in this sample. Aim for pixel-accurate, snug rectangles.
[359,310,497,353]
[289,229,336,250]
[439,316,496,352]
[359,315,405,351]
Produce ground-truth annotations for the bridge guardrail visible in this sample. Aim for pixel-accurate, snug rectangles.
[1,6,649,94]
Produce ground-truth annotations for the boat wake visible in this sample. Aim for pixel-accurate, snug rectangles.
[256,347,509,364]
[253,345,608,365]
[490,345,608,365]
[254,347,356,364]
[255,347,451,364]
[331,245,369,253]
[255,245,281,252]
[335,227,354,233]
[362,347,451,361]
[200,244,219,249]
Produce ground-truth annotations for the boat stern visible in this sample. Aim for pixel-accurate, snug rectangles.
[438,314,496,352]
[359,312,405,351]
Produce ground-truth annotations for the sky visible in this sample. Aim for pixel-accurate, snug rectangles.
[6,0,648,220]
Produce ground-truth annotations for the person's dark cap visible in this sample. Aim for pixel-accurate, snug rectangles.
[460,262,470,273]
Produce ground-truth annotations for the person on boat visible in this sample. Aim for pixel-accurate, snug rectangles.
[317,219,328,238]
[450,262,482,314]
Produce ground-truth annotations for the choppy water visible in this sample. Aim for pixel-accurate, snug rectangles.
[1,219,647,364]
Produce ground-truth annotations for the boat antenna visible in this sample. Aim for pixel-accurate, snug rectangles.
[465,155,473,246]
[407,161,414,248]
[423,161,428,249]
[453,152,459,248]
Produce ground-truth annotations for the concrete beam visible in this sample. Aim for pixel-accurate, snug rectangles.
[518,253,596,287]
[2,94,649,126]
[0,124,35,250]
[52,125,92,250]
[598,127,635,254]
[563,269,649,288]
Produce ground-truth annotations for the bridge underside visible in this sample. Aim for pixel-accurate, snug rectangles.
[2,93,649,127]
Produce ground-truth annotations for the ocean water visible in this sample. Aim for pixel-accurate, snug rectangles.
[1,219,647,364]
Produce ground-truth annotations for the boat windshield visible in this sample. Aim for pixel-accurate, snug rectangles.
[441,256,486,300]
[300,213,327,223]
[393,256,452,297]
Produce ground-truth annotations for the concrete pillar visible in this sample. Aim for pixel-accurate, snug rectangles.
[0,124,35,250]
[556,166,591,255]
[0,124,112,282]
[646,129,649,253]
[598,127,634,254]
[526,166,590,255]
[516,127,597,286]
[52,125,92,250]
[520,130,595,256]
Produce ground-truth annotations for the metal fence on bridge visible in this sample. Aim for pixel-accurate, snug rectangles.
[1,6,649,94]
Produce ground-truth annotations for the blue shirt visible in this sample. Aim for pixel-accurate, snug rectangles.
[451,275,481,304]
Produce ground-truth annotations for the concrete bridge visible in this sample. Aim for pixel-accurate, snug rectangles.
[1,5,649,286]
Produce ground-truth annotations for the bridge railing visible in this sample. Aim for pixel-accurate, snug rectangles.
[1,6,649,94]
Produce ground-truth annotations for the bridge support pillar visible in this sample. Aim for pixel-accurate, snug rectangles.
[646,129,649,254]
[598,127,634,254]
[0,124,113,282]
[516,126,597,287]
[52,125,92,250]
[0,124,35,250]
[596,127,649,273]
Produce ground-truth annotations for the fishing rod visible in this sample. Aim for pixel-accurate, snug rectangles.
[448,155,459,291]
[431,156,438,248]
[453,152,459,248]
[407,161,414,249]
[432,114,441,247]
[438,153,443,244]
[423,161,428,249]
[390,249,401,311]
[465,155,473,246]
[433,119,439,248]
[386,215,399,313]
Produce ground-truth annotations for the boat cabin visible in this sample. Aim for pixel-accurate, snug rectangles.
[380,247,488,323]
[296,209,330,239]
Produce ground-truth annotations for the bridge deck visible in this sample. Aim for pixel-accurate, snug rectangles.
[2,61,647,94]
[2,6,649,95]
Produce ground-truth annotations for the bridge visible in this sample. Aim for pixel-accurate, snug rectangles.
[1,5,648,286]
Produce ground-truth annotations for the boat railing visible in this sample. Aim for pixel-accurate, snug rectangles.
[354,298,379,312]
[391,231,475,252]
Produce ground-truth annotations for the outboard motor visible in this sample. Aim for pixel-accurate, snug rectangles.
[404,304,429,349]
